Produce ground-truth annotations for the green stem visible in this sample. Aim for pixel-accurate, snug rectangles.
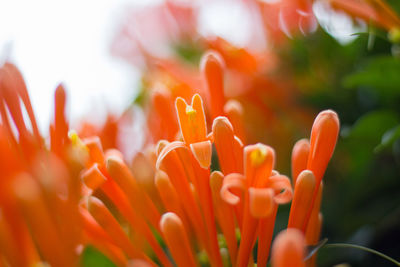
[325,243,400,266]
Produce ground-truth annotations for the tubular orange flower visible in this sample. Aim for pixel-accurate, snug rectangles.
[291,139,310,185]
[0,62,83,266]
[160,212,197,267]
[106,155,161,230]
[0,60,345,267]
[80,205,128,266]
[307,110,340,185]
[158,93,223,267]
[257,203,278,267]
[224,100,246,144]
[87,196,154,264]
[305,183,324,243]
[288,170,316,230]
[78,94,338,267]
[51,84,69,157]
[155,93,298,266]
[201,50,226,120]
[175,94,208,145]
[151,88,179,141]
[155,170,192,234]
[13,173,73,267]
[207,37,259,74]
[156,140,210,254]
[305,212,323,267]
[271,229,306,267]
[303,110,339,231]
[210,171,238,266]
[212,116,244,174]
[79,141,173,267]
[221,144,293,267]
[0,62,42,154]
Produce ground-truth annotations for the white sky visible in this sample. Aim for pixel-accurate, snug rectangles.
[0,0,147,132]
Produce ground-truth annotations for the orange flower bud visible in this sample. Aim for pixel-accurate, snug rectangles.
[271,229,306,267]
[160,212,197,267]
[201,50,226,119]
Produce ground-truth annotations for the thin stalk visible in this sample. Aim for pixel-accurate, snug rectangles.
[325,243,400,266]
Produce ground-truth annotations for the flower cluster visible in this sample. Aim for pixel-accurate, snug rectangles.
[111,0,319,155]
[0,55,339,266]
[3,0,400,265]
[0,63,81,266]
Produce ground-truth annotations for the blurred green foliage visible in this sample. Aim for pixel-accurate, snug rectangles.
[81,246,117,267]
[282,27,400,267]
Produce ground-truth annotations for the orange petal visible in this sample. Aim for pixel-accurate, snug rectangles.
[257,203,278,267]
[291,139,310,185]
[156,140,169,157]
[87,197,154,264]
[175,94,207,145]
[83,137,105,166]
[236,192,258,267]
[268,175,293,204]
[2,63,42,147]
[200,50,225,119]
[288,170,316,230]
[189,155,223,267]
[13,173,72,266]
[51,84,69,156]
[190,140,212,169]
[220,173,246,205]
[156,141,186,169]
[160,213,197,267]
[303,182,323,233]
[224,100,246,144]
[104,149,124,161]
[81,163,107,190]
[0,63,32,146]
[156,143,209,254]
[191,94,207,140]
[0,208,37,266]
[271,229,306,267]
[152,89,179,141]
[212,116,244,174]
[244,144,275,188]
[106,156,161,232]
[249,187,274,218]
[155,170,191,235]
[305,213,323,267]
[210,171,238,266]
[307,110,339,185]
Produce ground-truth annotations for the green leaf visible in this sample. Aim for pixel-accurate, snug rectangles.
[343,56,400,104]
[374,125,400,152]
[343,110,399,179]
[347,110,399,140]
[80,246,117,267]
[386,0,400,17]
[133,84,147,107]
[173,41,204,65]
[304,238,328,261]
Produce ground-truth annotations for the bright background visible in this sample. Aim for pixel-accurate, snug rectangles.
[0,0,145,131]
[0,0,359,132]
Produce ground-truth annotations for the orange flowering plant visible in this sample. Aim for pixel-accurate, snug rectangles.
[0,59,344,267]
[2,0,400,266]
